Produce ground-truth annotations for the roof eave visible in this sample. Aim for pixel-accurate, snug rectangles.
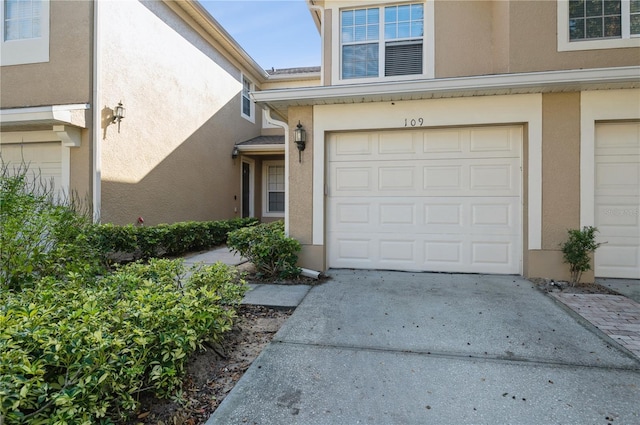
[266,72,322,82]
[167,0,268,82]
[253,66,640,118]
[236,144,284,153]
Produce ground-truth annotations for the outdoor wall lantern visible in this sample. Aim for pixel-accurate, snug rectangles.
[294,120,306,163]
[112,101,125,132]
[231,145,239,159]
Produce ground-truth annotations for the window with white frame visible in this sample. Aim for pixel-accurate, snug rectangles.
[4,0,41,40]
[241,75,254,121]
[1,0,49,65]
[263,161,285,216]
[559,0,640,50]
[341,3,424,80]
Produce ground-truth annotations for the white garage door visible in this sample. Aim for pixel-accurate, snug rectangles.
[327,126,522,274]
[594,122,640,279]
[0,142,63,193]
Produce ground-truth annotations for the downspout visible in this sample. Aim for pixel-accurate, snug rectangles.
[91,0,101,222]
[308,1,325,86]
[261,107,290,234]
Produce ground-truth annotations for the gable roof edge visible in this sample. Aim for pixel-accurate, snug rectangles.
[166,0,268,83]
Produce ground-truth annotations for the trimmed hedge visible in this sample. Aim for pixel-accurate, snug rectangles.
[91,217,259,264]
[0,259,247,423]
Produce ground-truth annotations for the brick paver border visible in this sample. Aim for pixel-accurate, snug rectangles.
[551,293,640,359]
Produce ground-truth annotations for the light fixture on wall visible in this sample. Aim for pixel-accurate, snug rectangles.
[112,101,126,132]
[294,120,306,163]
[232,145,239,159]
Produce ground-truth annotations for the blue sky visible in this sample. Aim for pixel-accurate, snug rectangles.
[200,0,321,70]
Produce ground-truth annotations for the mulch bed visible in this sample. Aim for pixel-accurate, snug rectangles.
[126,305,292,425]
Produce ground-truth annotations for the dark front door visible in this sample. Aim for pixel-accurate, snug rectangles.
[242,162,250,218]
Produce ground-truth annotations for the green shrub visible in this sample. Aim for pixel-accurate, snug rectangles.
[227,221,301,279]
[561,226,602,286]
[0,166,103,290]
[0,259,247,423]
[90,217,258,265]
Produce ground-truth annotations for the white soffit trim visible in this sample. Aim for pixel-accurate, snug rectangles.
[253,66,640,105]
[0,104,90,128]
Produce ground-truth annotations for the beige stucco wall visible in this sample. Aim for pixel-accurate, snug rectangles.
[262,79,321,90]
[1,0,94,205]
[508,1,639,73]
[323,8,333,86]
[526,92,590,281]
[435,0,639,78]
[287,105,315,239]
[69,127,93,202]
[434,1,495,78]
[99,0,261,225]
[0,0,93,108]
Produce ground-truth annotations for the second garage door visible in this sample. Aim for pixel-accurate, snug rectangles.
[594,122,640,279]
[327,126,522,274]
[0,142,63,194]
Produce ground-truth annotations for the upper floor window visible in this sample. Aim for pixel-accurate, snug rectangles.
[4,0,41,41]
[559,0,640,50]
[1,0,49,65]
[241,75,254,122]
[341,3,424,80]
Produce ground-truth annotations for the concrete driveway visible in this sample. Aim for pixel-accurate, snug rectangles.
[208,270,640,425]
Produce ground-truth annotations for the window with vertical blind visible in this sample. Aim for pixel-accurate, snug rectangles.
[341,3,424,80]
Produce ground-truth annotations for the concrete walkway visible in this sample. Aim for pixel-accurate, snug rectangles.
[208,270,640,425]
[182,246,247,267]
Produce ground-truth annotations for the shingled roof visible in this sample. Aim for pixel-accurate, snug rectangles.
[236,135,284,146]
[266,66,321,76]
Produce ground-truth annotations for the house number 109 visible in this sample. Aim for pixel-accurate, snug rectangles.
[404,118,424,127]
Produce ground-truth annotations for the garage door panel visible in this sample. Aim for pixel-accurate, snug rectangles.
[335,203,371,224]
[380,203,415,225]
[595,122,640,156]
[469,162,518,193]
[471,241,512,266]
[469,126,520,154]
[596,201,640,231]
[379,166,416,191]
[335,167,373,191]
[328,126,522,274]
[595,122,640,278]
[331,197,519,235]
[379,131,419,154]
[331,158,520,197]
[0,143,63,194]
[379,239,417,263]
[330,127,522,162]
[596,243,639,279]
[595,161,640,197]
[424,241,463,264]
